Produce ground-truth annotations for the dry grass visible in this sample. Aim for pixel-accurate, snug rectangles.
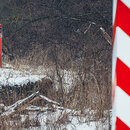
[0,43,111,129]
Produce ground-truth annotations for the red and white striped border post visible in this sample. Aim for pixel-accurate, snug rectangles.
[0,24,2,67]
[112,0,130,129]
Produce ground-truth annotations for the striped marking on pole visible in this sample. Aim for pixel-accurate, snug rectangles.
[114,87,130,126]
[121,0,130,8]
[113,0,130,46]
[112,0,130,129]
[116,117,129,130]
[116,58,130,96]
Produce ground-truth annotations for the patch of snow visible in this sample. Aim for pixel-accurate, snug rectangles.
[0,104,4,107]
[54,69,78,92]
[0,68,47,87]
[26,106,49,111]
[21,108,109,130]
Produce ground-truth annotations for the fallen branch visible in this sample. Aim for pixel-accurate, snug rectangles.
[0,91,62,119]
[100,27,112,45]
[39,95,60,106]
[1,91,39,118]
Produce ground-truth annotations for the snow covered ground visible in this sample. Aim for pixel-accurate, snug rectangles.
[0,63,74,89]
[0,64,110,130]
[0,68,47,88]
[1,93,110,130]
[0,64,77,94]
[20,106,109,130]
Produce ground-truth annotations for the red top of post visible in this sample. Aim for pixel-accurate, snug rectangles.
[0,24,2,28]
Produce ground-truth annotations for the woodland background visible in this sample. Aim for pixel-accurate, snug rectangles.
[0,0,112,129]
